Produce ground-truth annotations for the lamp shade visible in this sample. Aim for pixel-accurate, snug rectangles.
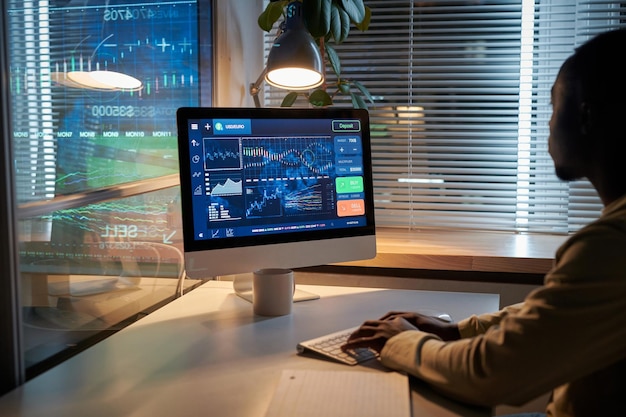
[64,70,142,91]
[264,2,324,91]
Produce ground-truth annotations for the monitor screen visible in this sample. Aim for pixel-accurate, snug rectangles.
[176,107,376,280]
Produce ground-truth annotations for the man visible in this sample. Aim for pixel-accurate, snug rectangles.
[343,28,626,417]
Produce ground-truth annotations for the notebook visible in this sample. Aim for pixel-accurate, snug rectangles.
[263,369,411,417]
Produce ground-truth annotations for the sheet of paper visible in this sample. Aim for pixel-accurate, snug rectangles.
[263,369,411,417]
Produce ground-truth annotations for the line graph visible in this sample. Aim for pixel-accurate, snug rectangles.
[245,182,325,219]
[204,138,242,170]
[206,174,242,197]
[238,136,337,219]
[245,186,283,218]
[242,136,333,180]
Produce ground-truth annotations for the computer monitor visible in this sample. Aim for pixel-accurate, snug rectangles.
[176,107,376,300]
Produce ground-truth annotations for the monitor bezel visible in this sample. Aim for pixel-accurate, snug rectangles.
[176,106,376,257]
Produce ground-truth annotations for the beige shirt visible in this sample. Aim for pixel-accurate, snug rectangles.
[380,194,626,417]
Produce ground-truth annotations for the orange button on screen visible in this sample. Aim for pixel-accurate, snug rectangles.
[337,199,365,217]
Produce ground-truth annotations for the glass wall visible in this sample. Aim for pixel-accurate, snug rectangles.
[4,0,213,382]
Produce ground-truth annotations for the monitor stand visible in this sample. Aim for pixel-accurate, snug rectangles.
[232,273,320,303]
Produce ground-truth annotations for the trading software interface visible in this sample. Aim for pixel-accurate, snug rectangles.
[184,117,368,241]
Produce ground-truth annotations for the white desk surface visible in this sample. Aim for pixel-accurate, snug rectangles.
[0,280,500,417]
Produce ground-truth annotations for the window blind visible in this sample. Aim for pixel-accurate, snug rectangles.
[7,1,56,204]
[263,0,626,234]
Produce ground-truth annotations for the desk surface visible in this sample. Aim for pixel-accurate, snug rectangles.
[1,279,500,417]
[341,228,565,275]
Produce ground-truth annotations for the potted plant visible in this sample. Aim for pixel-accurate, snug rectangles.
[258,0,373,108]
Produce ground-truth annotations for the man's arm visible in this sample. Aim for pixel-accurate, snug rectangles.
[380,226,626,407]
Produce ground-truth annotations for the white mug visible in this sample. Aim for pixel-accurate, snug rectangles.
[252,268,294,316]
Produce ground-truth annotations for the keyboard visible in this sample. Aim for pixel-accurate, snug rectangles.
[297,326,378,366]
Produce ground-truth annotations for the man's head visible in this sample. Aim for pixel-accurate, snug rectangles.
[549,29,626,187]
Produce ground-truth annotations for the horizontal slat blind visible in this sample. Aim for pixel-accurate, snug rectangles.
[7,2,56,204]
[264,0,626,234]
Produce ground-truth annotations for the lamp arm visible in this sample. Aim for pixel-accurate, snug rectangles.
[249,67,268,108]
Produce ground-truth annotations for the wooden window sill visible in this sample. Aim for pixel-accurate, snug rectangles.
[336,227,567,275]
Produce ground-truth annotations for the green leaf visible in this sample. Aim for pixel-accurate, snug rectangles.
[309,89,333,107]
[303,0,332,38]
[352,80,374,104]
[281,92,299,107]
[325,43,341,77]
[354,6,371,31]
[339,0,365,24]
[350,92,368,109]
[258,1,288,32]
[330,3,350,43]
[338,81,351,94]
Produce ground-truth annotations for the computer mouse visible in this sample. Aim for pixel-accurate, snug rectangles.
[415,308,453,323]
[437,313,452,323]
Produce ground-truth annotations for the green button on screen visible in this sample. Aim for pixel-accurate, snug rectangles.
[336,176,363,193]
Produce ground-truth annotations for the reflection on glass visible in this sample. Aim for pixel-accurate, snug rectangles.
[18,187,204,378]
[6,0,214,382]
[8,1,202,203]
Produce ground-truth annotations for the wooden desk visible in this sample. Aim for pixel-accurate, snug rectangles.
[341,228,566,275]
[0,280,499,417]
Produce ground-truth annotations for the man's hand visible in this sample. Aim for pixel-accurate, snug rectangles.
[378,311,461,341]
[341,311,461,354]
[341,316,418,353]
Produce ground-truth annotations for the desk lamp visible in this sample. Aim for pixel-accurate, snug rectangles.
[250,1,324,107]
